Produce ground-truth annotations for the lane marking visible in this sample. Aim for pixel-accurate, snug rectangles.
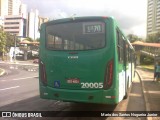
[0,86,20,91]
[1,76,38,82]
[129,93,141,97]
[144,91,160,94]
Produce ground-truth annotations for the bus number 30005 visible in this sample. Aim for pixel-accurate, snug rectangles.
[81,82,103,88]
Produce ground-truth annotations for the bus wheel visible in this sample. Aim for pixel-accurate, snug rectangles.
[123,77,129,99]
[123,91,128,99]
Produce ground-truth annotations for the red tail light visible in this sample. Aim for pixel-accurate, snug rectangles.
[40,60,47,85]
[104,60,113,89]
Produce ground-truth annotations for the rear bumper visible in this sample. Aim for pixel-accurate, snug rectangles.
[40,86,118,104]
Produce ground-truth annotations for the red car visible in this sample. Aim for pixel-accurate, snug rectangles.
[33,59,39,64]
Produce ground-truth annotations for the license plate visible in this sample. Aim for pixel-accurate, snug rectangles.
[67,78,80,84]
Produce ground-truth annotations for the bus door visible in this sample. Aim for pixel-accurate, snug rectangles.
[116,29,126,101]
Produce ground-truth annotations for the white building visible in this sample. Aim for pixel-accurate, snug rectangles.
[0,0,22,16]
[0,0,8,26]
[4,15,27,37]
[0,0,27,38]
[0,16,4,26]
[147,0,160,37]
[19,3,27,19]
[28,9,39,40]
[11,0,21,15]
[0,0,48,40]
[39,16,49,28]
[0,0,8,17]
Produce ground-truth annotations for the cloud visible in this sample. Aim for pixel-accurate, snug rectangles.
[22,0,147,38]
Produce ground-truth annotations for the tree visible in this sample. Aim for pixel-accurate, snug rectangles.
[5,32,15,51]
[0,26,6,60]
[36,38,40,42]
[127,34,139,43]
[23,37,34,42]
[146,32,160,43]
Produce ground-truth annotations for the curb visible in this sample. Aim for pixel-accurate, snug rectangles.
[23,67,38,72]
[135,70,152,120]
[0,68,5,76]
[0,61,38,67]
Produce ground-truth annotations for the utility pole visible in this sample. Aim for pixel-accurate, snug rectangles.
[14,34,16,62]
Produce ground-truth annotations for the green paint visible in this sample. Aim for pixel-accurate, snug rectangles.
[39,16,134,104]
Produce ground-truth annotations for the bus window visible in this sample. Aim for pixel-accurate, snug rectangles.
[116,29,120,61]
[47,34,54,48]
[46,21,105,50]
[54,36,62,49]
[64,39,69,50]
[116,29,124,63]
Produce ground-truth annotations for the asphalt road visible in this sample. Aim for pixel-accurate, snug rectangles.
[0,63,146,120]
[0,64,39,107]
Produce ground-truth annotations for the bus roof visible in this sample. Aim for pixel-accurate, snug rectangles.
[44,16,113,26]
[42,16,134,51]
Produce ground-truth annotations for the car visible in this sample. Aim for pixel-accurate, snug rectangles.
[32,50,39,57]
[33,59,39,64]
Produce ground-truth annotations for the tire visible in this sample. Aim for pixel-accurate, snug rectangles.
[123,77,129,99]
[123,91,128,99]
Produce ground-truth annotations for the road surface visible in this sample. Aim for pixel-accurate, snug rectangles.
[0,63,146,120]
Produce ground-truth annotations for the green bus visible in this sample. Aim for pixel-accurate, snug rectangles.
[39,16,135,104]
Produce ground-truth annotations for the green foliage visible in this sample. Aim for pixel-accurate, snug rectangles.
[140,55,154,65]
[23,37,34,42]
[0,26,7,60]
[127,34,143,43]
[146,32,160,43]
[36,38,40,42]
[23,37,40,42]
[5,32,15,49]
[0,26,6,53]
[0,26,19,58]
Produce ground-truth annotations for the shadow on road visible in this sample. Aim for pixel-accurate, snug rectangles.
[0,95,116,111]
[143,80,160,111]
[0,95,118,120]
[127,73,146,111]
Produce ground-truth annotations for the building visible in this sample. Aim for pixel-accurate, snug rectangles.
[0,0,8,17]
[0,0,27,25]
[19,3,27,18]
[0,16,4,26]
[0,0,27,38]
[28,9,48,40]
[38,16,49,29]
[147,0,160,37]
[9,0,21,15]
[0,0,47,40]
[0,0,23,16]
[4,15,27,37]
[27,9,39,40]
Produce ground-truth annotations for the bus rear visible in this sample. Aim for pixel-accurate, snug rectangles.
[39,17,119,104]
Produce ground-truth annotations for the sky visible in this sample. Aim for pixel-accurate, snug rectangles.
[22,0,147,38]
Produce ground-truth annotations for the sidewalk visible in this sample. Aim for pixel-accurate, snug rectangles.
[0,59,38,66]
[0,68,5,76]
[0,59,38,76]
[136,66,160,120]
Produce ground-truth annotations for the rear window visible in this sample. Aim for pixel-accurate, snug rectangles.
[46,21,105,50]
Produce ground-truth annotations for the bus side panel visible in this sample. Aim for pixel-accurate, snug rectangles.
[113,23,126,102]
[102,18,119,104]
[39,23,48,97]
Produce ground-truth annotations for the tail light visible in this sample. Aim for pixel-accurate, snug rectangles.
[40,60,47,85]
[104,59,113,89]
